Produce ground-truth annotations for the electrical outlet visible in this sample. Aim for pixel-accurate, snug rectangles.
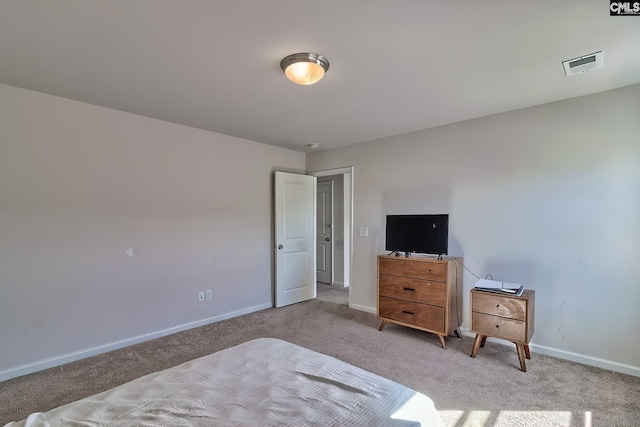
[198,291,205,303]
[205,290,212,301]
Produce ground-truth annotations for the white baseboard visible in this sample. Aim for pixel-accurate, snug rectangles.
[348,306,640,378]
[0,302,272,383]
[5,302,638,382]
[349,303,376,314]
[528,343,640,377]
[331,281,347,288]
[459,329,640,378]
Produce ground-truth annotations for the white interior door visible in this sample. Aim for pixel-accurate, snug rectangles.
[316,182,332,284]
[275,171,317,307]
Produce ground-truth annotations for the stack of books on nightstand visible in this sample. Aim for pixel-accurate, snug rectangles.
[474,279,524,296]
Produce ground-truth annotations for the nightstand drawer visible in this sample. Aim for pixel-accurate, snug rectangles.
[379,296,445,332]
[472,291,527,321]
[472,312,526,343]
[379,275,446,306]
[378,258,446,281]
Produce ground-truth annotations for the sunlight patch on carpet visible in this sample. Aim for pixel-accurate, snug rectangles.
[439,409,588,426]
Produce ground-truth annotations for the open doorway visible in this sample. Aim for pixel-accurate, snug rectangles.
[309,167,353,307]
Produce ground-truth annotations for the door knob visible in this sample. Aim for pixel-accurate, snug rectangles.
[325,238,330,241]
[277,244,283,249]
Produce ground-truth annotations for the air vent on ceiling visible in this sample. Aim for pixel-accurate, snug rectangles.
[563,51,603,77]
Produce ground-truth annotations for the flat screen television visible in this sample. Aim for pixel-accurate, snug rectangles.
[385,214,449,256]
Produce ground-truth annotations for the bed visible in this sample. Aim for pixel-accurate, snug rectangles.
[5,338,444,426]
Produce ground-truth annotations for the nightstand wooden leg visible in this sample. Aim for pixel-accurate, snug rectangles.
[524,344,531,359]
[378,320,387,331]
[516,343,527,372]
[480,336,487,348]
[471,334,484,358]
[438,334,446,349]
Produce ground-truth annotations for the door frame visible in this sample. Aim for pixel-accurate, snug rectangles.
[309,167,353,308]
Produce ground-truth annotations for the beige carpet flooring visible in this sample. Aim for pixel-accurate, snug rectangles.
[1,284,639,426]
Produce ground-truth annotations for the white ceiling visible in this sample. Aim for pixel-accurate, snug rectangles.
[1,1,638,152]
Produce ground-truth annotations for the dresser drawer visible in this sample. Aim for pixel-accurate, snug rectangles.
[379,296,445,332]
[379,275,446,306]
[472,312,526,343]
[472,291,527,321]
[378,258,446,281]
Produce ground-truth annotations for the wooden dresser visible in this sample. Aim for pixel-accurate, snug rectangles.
[377,255,462,348]
[470,288,535,371]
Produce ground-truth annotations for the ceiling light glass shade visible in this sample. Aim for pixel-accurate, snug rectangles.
[280,53,330,85]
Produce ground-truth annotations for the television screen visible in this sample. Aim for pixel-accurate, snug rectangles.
[385,214,448,255]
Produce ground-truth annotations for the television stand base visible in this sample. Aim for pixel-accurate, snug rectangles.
[378,319,448,348]
[376,255,463,350]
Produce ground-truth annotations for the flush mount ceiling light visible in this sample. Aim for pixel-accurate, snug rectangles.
[280,53,330,85]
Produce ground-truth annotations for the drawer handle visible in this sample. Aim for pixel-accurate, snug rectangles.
[495,325,500,328]
[402,310,415,315]
[428,269,433,273]
[403,287,416,292]
[496,304,500,308]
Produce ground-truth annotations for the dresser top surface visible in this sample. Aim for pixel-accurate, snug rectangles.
[378,254,460,264]
[471,288,535,299]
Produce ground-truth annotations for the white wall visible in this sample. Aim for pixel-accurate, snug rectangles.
[307,84,640,374]
[0,84,305,379]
